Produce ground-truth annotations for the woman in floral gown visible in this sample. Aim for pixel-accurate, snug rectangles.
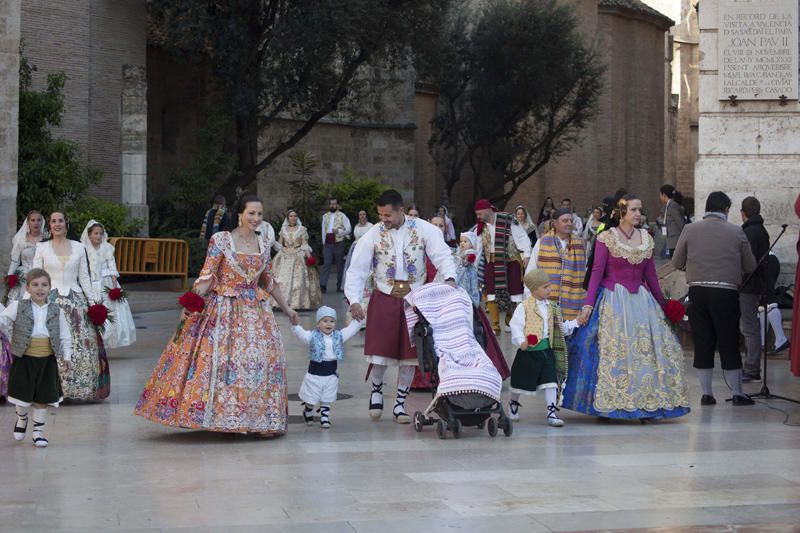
[33,212,109,401]
[270,210,322,310]
[135,196,299,435]
[563,195,690,420]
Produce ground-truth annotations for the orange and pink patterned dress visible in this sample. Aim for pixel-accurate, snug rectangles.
[134,232,288,434]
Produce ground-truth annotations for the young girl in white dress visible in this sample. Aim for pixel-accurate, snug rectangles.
[80,220,136,349]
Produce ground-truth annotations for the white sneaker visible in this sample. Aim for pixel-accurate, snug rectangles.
[508,400,521,421]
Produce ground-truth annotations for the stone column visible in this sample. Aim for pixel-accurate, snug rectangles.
[121,64,148,235]
[696,0,800,278]
[0,0,21,274]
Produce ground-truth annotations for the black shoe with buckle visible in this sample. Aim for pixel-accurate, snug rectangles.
[700,395,717,406]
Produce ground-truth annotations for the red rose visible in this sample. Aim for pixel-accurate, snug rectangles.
[169,397,179,409]
[526,334,539,347]
[108,287,123,301]
[663,299,686,325]
[467,253,476,263]
[306,256,317,267]
[476,221,485,235]
[5,274,18,289]
[87,303,109,327]
[179,291,205,314]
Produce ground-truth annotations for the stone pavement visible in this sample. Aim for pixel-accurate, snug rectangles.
[1,289,799,532]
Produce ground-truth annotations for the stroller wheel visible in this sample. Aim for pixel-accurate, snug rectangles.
[413,411,425,432]
[487,417,498,437]
[499,416,513,437]
[436,419,447,439]
[451,418,462,439]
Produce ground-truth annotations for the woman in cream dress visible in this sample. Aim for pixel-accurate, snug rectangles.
[270,210,323,310]
[33,212,109,400]
[343,210,374,326]
[6,210,47,302]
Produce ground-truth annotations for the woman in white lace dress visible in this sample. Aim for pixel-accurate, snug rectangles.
[6,210,47,302]
[270,210,323,310]
[33,212,109,400]
[343,210,374,326]
[80,220,136,349]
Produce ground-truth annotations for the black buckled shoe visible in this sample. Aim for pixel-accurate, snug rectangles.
[731,395,755,406]
[700,395,717,406]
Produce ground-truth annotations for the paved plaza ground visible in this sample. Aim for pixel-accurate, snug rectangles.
[1,289,799,533]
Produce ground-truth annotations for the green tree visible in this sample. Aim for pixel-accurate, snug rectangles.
[147,0,452,195]
[320,168,389,224]
[149,109,236,236]
[17,55,102,221]
[287,150,321,237]
[429,0,604,210]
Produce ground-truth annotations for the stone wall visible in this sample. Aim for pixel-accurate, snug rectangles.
[256,75,418,221]
[257,121,416,222]
[20,0,147,205]
[0,0,21,274]
[507,0,673,222]
[696,0,800,279]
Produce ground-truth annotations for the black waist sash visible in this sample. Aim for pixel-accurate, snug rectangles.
[308,360,338,377]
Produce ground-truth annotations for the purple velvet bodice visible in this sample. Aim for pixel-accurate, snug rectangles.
[584,236,665,308]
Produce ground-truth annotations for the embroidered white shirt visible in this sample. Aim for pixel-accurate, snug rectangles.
[344,217,456,304]
[509,299,578,349]
[0,300,73,360]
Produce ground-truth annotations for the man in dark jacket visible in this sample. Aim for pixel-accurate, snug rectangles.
[739,196,771,382]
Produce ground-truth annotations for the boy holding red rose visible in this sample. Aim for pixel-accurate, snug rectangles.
[507,269,579,426]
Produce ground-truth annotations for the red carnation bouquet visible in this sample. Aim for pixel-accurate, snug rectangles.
[105,286,128,302]
[179,291,205,314]
[87,303,113,333]
[526,334,539,349]
[5,274,18,289]
[306,256,317,267]
[663,299,686,325]
[467,253,477,264]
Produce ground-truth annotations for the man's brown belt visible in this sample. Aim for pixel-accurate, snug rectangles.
[390,281,411,298]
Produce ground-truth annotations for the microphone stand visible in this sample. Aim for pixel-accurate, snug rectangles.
[743,223,799,404]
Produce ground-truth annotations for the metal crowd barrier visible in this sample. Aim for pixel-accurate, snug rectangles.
[108,237,189,289]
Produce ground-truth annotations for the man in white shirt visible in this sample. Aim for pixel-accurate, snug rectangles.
[561,198,584,237]
[345,190,456,423]
[473,199,532,334]
[320,198,352,293]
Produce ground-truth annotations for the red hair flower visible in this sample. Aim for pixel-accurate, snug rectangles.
[87,303,110,327]
[179,291,205,314]
[467,253,476,264]
[526,334,539,347]
[5,274,18,289]
[306,256,317,267]
[663,299,686,324]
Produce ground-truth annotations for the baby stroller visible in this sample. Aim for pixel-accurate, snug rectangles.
[404,284,512,439]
